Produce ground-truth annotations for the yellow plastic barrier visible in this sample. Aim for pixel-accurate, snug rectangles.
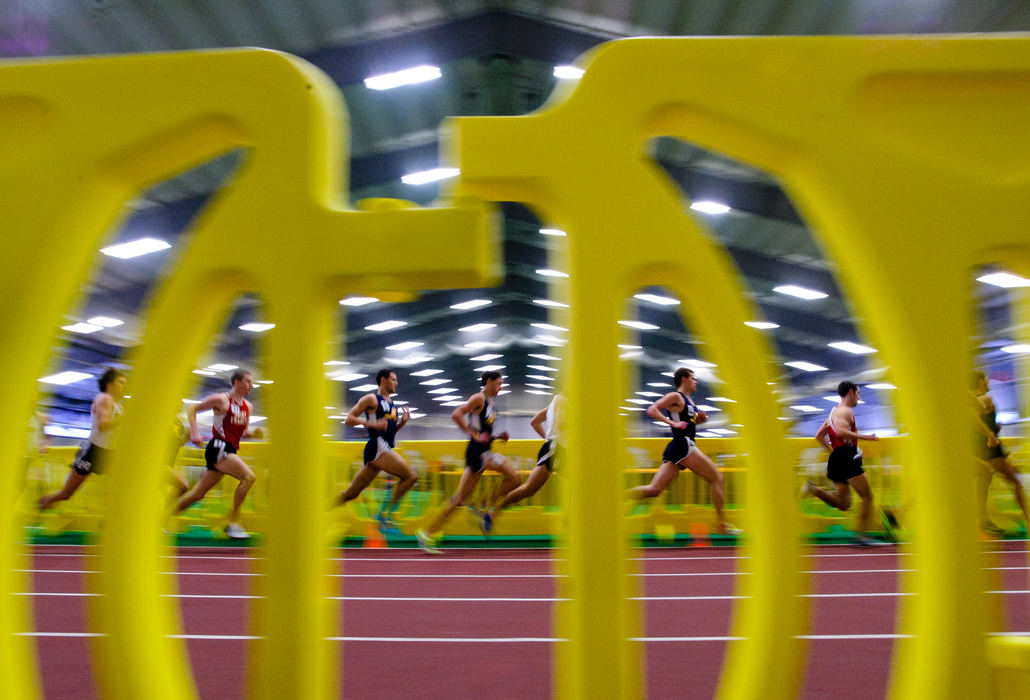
[452,35,1030,700]
[2,50,497,700]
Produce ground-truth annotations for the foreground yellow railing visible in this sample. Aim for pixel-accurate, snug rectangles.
[4,35,1030,700]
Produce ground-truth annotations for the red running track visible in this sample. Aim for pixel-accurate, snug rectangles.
[21,541,1029,699]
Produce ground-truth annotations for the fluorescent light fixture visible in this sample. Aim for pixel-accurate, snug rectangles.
[866,383,897,390]
[690,201,731,215]
[441,401,467,407]
[828,341,877,355]
[695,405,720,412]
[535,269,569,278]
[533,299,569,308]
[784,361,828,372]
[636,391,663,398]
[532,335,566,346]
[618,320,660,330]
[620,350,643,359]
[183,399,202,404]
[618,344,642,350]
[340,296,379,307]
[474,365,505,372]
[1002,344,1030,354]
[527,375,554,382]
[459,323,497,333]
[498,389,511,395]
[526,383,553,389]
[773,285,828,300]
[43,425,91,439]
[678,359,716,368]
[707,397,736,403]
[386,341,424,351]
[823,396,843,403]
[621,406,646,412]
[393,400,408,405]
[790,405,823,413]
[324,360,350,366]
[647,382,669,388]
[86,316,124,328]
[540,228,566,236]
[528,353,560,361]
[388,353,434,366]
[39,371,92,385]
[420,378,451,386]
[428,387,456,394]
[634,293,680,306]
[553,65,584,79]
[625,399,651,405]
[330,373,367,382]
[364,64,441,90]
[411,369,443,377]
[450,299,492,310]
[254,380,273,385]
[100,237,171,259]
[401,167,459,185]
[192,369,216,376]
[526,389,552,395]
[365,320,407,332]
[206,363,238,372]
[350,384,378,391]
[464,341,498,349]
[328,414,348,420]
[531,322,567,332]
[977,272,1030,288]
[433,395,462,402]
[62,322,103,334]
[527,364,558,372]
[745,321,780,330]
[470,354,502,361]
[239,323,275,333]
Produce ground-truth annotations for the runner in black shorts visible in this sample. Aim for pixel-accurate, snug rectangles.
[480,394,567,534]
[416,371,520,553]
[801,380,882,546]
[333,369,417,535]
[972,370,1029,534]
[629,368,740,536]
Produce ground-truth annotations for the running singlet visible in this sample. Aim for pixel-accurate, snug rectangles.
[212,393,249,450]
[825,407,856,449]
[468,395,497,445]
[662,392,697,440]
[366,393,398,448]
[89,398,123,448]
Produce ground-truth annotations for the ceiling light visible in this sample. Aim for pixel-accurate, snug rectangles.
[784,361,828,372]
[387,354,434,366]
[536,269,569,278]
[441,400,467,407]
[773,285,828,300]
[620,351,643,359]
[365,320,407,332]
[553,65,584,79]
[207,363,238,371]
[532,335,566,346]
[364,64,441,90]
[254,380,273,385]
[695,405,720,412]
[38,371,92,385]
[618,344,642,350]
[790,405,823,413]
[540,228,566,236]
[1002,344,1030,354]
[828,341,877,355]
[526,383,554,389]
[459,323,496,332]
[633,293,680,306]
[330,373,367,382]
[528,353,560,361]
[192,369,216,376]
[625,399,651,405]
[450,299,492,310]
[86,316,124,328]
[977,272,1030,288]
[527,365,557,372]
[866,383,896,390]
[62,322,103,334]
[474,365,505,372]
[533,299,569,308]
[100,237,171,259]
[464,341,499,349]
[470,354,502,361]
[411,369,443,377]
[497,389,510,395]
[239,323,275,333]
[526,389,552,395]
[527,375,554,382]
[350,384,378,391]
[647,382,668,388]
[401,167,459,185]
[433,395,462,402]
[428,387,456,394]
[635,391,663,398]
[690,201,731,215]
[707,397,736,403]
[420,378,451,386]
[745,321,779,330]
[618,320,660,330]
[340,296,379,307]
[386,341,424,351]
[531,322,567,332]
[621,406,645,412]
[324,360,350,366]
[393,400,408,405]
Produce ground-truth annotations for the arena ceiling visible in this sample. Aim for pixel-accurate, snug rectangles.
[4,0,1028,439]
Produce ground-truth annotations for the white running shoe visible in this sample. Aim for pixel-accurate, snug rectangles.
[720,523,743,536]
[224,522,250,540]
[416,528,441,555]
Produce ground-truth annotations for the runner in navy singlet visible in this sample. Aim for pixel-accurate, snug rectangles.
[416,370,520,553]
[334,369,416,535]
[173,369,262,539]
[629,367,740,536]
[802,380,882,546]
[971,370,1029,535]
